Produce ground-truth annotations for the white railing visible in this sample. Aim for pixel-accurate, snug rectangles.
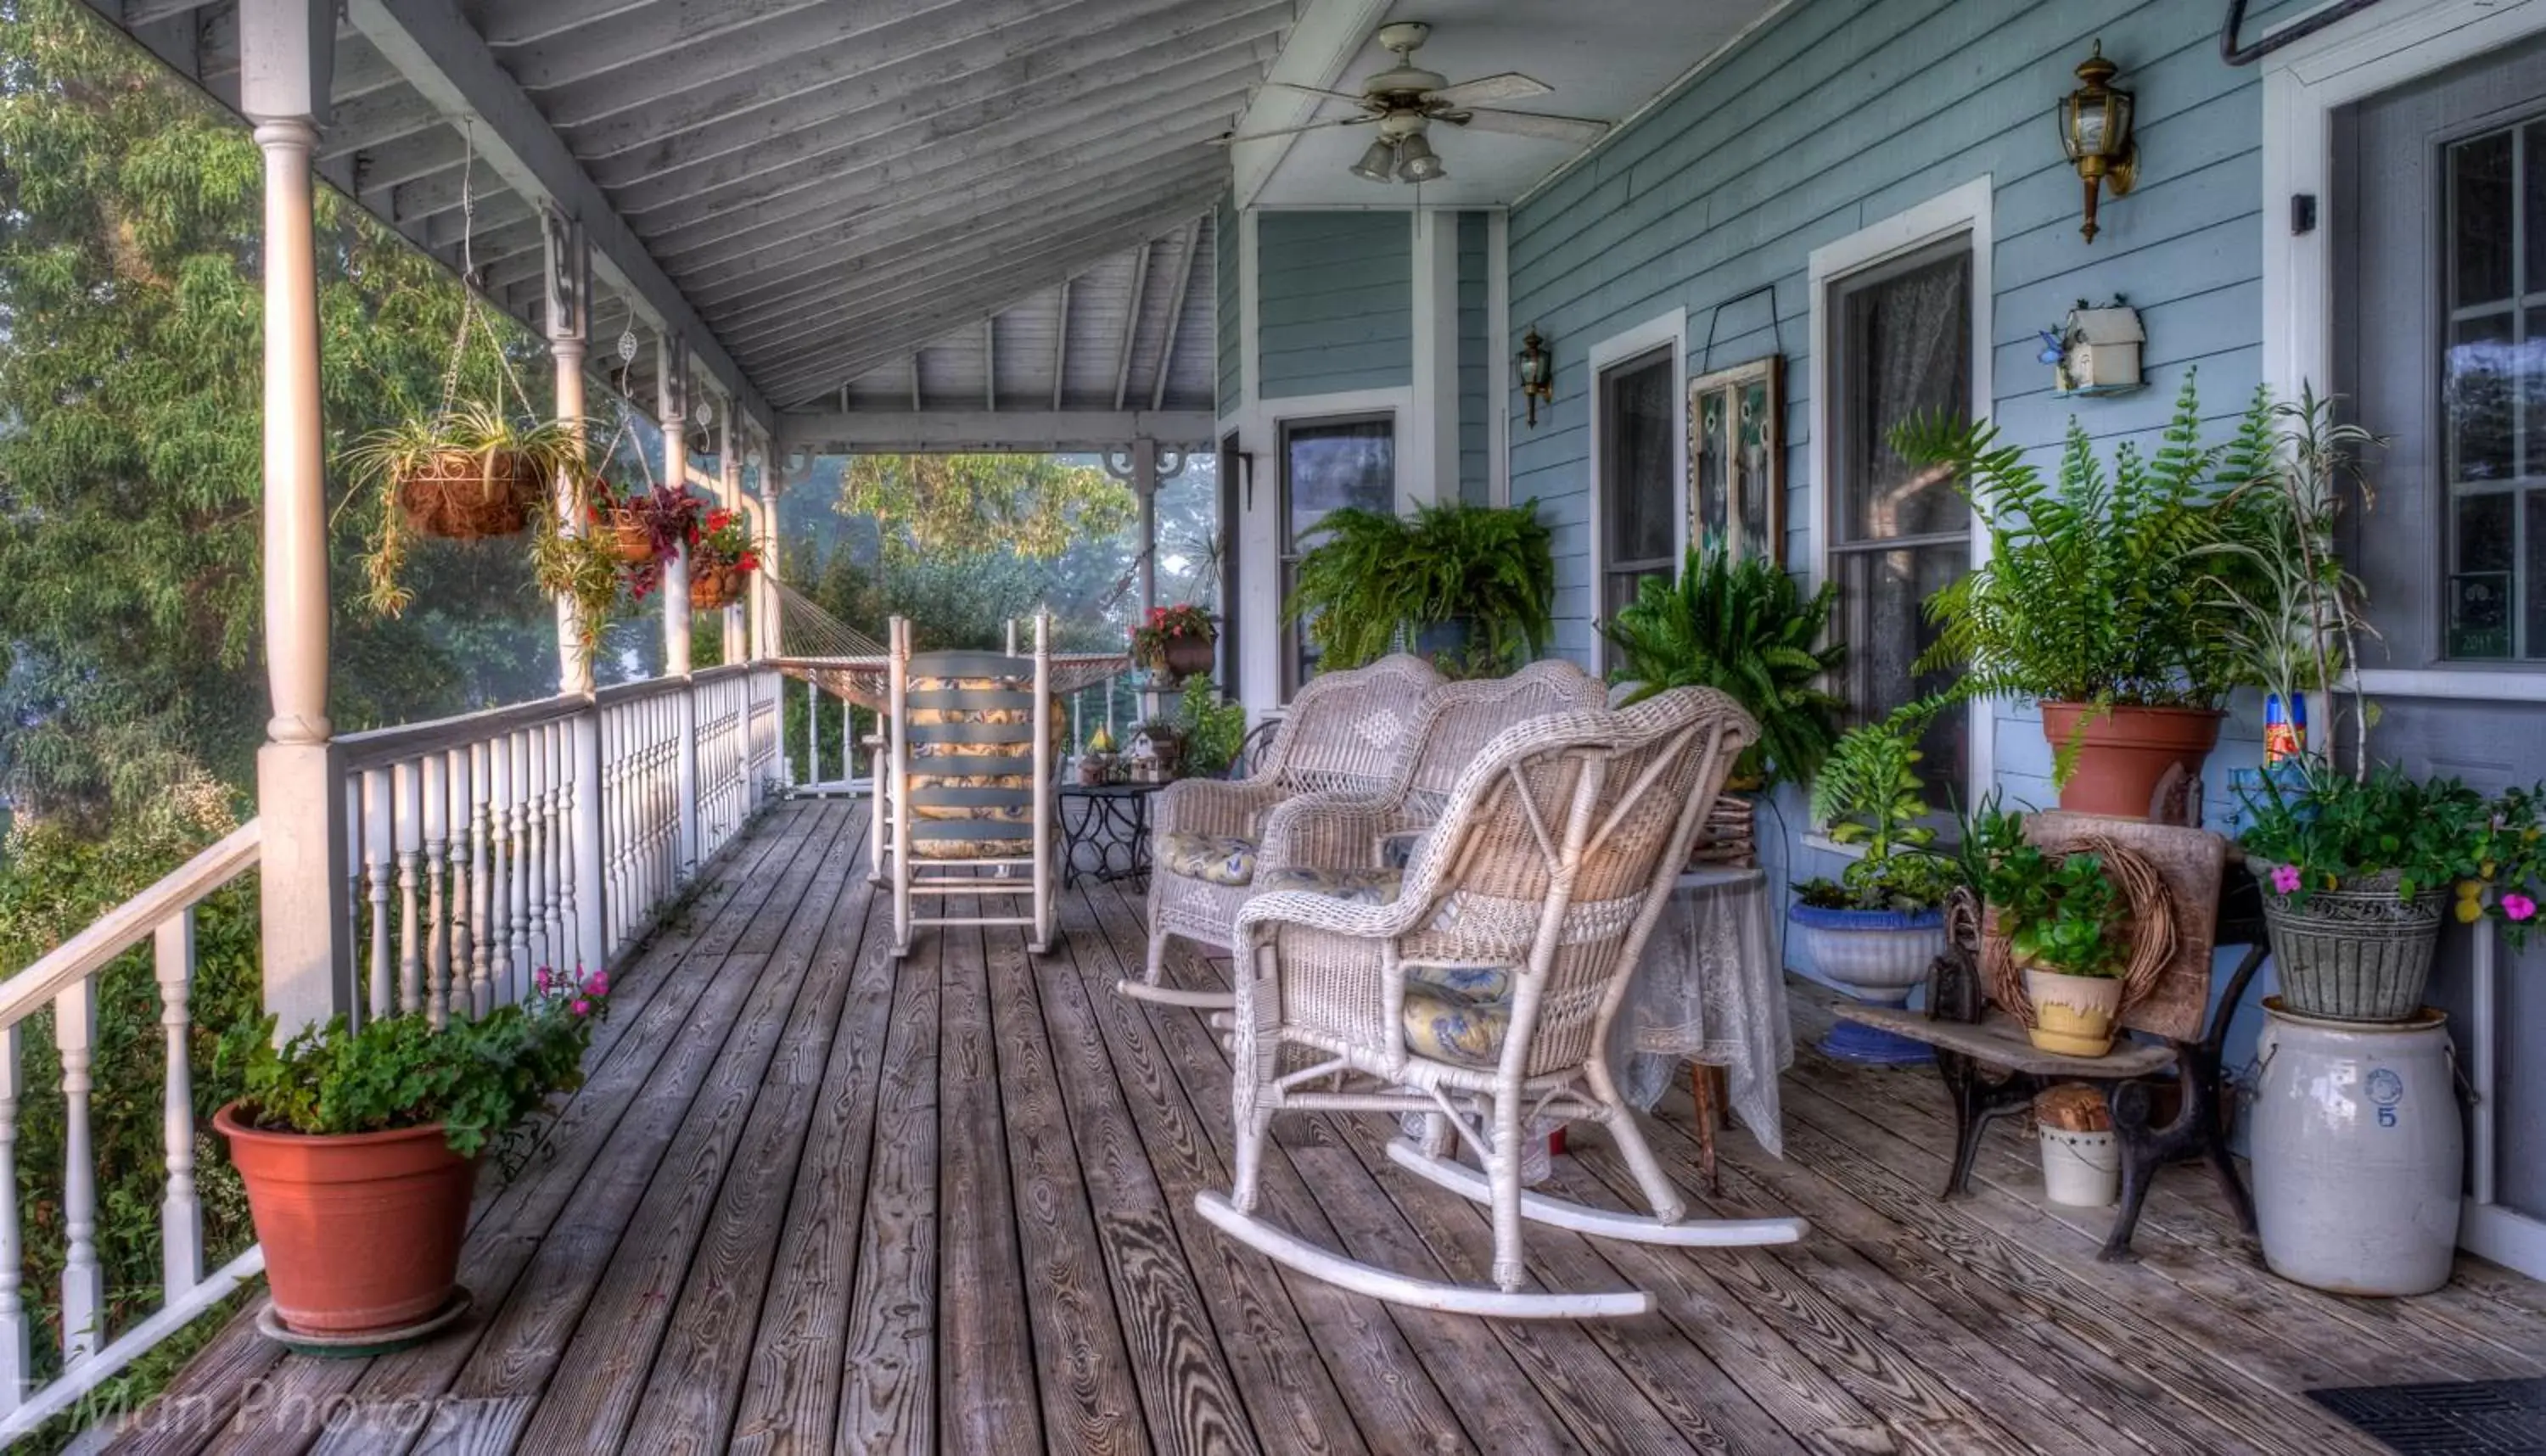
[0,664,787,1441]
[0,821,268,1436]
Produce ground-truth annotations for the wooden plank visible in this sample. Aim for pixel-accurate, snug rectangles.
[1020,894,1259,1456]
[979,898,1150,1455]
[503,803,866,1454]
[724,889,900,1455]
[934,899,1045,1456]
[614,865,882,1449]
[832,884,942,1454]
[169,805,848,1456]
[1046,882,1398,1456]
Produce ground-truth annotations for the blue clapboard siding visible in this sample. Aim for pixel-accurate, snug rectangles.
[1216,193,1241,417]
[1509,0,2264,669]
[1456,211,1491,504]
[1259,210,1412,399]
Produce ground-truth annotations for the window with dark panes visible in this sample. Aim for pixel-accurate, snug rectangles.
[1825,236,1972,803]
[2442,117,2546,659]
[1600,347,1679,634]
[1281,415,1394,698]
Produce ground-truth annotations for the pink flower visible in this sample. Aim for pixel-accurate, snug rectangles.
[587,971,611,997]
[2269,864,2302,896]
[2504,893,2536,923]
[534,967,553,994]
[571,998,592,1017]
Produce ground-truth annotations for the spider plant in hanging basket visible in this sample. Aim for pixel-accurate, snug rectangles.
[530,514,626,654]
[351,405,592,618]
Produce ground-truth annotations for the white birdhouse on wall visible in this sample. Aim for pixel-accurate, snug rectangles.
[2050,300,2145,395]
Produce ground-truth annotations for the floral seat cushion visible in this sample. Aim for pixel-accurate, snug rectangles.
[1254,865,1403,904]
[904,675,1059,861]
[1401,963,1517,1067]
[1158,831,1258,886]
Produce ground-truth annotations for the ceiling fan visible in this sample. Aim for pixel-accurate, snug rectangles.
[1215,20,1609,185]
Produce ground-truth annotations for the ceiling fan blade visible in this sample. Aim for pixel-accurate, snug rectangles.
[1269,80,1375,103]
[1450,108,1610,145]
[1212,115,1379,146]
[1426,72,1553,107]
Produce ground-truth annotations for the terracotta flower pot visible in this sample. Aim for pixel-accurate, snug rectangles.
[691,564,743,611]
[2038,703,2224,820]
[603,509,656,564]
[217,1103,474,1336]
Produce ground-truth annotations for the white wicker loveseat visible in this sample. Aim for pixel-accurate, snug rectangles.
[1193,687,1810,1317]
[1123,654,1444,1007]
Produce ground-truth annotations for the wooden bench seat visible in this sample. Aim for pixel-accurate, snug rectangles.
[1831,1003,2178,1079]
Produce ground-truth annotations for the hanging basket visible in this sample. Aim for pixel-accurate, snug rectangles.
[601,507,658,564]
[691,563,745,611]
[394,449,545,540]
[2252,865,2444,1022]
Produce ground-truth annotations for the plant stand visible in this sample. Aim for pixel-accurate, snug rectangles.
[1831,866,2269,1261]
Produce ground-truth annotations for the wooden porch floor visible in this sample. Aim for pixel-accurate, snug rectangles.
[108,798,2546,1456]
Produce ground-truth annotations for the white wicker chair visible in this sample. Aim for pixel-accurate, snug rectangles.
[885,614,1058,957]
[1194,687,1810,1318]
[1126,654,1444,1007]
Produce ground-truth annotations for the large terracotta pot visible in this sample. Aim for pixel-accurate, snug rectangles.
[2038,703,2224,820]
[217,1103,474,1336]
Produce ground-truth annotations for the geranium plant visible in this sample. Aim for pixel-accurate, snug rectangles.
[693,506,760,576]
[227,965,613,1161]
[1131,604,1216,663]
[1967,807,2128,977]
[2235,759,2546,946]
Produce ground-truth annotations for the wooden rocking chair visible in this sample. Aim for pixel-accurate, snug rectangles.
[885,613,1058,957]
[1195,688,1810,1317]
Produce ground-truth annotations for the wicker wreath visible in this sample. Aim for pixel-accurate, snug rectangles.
[1982,833,2179,1028]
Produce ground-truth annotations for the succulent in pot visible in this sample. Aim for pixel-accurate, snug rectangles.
[1970,809,2129,1056]
[216,966,610,1339]
[1792,708,1958,1061]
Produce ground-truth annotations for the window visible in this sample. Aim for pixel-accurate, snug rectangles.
[1280,414,1394,697]
[1599,346,1680,626]
[2442,115,2546,659]
[1825,235,1974,801]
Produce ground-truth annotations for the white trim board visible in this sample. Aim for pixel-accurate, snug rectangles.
[1410,210,1461,507]
[1805,174,1995,799]
[1487,210,1513,509]
[1584,307,1690,674]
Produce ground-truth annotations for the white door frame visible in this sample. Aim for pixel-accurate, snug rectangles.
[1584,308,1689,673]
[2259,0,2546,1278]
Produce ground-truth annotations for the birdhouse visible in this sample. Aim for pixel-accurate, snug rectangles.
[2055,304,2145,393]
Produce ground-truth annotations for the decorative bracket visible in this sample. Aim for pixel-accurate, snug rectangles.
[541,210,589,346]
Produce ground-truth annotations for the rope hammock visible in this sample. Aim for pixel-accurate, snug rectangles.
[765,576,1130,708]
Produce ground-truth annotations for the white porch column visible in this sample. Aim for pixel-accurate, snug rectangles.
[547,211,608,969]
[1134,437,1158,614]
[244,0,349,1035]
[719,411,746,666]
[659,339,699,871]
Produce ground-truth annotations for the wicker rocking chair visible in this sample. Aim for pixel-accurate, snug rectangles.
[1194,688,1810,1318]
[884,614,1059,957]
[1125,654,1444,1008]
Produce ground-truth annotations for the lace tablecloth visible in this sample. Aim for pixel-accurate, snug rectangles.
[1613,866,1792,1157]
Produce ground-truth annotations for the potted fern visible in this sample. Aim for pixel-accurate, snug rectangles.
[1790,706,1959,1061]
[1895,373,2242,819]
[1286,501,1555,676]
[1602,540,1845,790]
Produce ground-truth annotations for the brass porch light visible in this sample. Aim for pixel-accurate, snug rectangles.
[1517,328,1552,427]
[2056,42,2136,243]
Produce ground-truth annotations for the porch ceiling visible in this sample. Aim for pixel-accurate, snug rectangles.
[87,0,1276,427]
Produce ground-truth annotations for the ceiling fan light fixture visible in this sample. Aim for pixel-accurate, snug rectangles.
[1350,137,1400,183]
[1394,132,1445,183]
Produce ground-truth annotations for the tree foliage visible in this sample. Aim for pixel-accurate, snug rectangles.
[839,454,1136,563]
[0,0,556,826]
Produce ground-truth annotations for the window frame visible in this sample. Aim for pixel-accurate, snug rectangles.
[1585,308,1690,673]
[1807,176,1996,807]
[1277,408,1400,700]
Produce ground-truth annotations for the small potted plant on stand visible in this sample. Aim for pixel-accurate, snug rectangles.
[687,506,760,612]
[1131,604,1219,684]
[1971,813,2131,1056]
[216,966,610,1347]
[1897,374,2245,820]
[1791,706,1959,1063]
[1604,538,1846,867]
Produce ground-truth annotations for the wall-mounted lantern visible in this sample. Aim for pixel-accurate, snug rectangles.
[1517,327,1552,428]
[2056,42,2137,243]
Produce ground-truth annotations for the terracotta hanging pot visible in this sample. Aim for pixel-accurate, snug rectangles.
[691,563,743,611]
[603,507,657,564]
[217,1104,474,1336]
[2038,703,2224,820]
[393,448,544,540]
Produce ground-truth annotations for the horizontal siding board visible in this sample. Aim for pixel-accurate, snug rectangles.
[1258,210,1410,399]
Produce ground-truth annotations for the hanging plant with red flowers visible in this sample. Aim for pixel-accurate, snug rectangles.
[688,506,761,612]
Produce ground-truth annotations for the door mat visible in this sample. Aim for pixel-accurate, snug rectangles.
[2305,1378,2546,1454]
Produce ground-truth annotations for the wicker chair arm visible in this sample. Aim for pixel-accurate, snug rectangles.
[1154,777,1282,841]
[1254,795,1421,874]
[1236,886,1423,945]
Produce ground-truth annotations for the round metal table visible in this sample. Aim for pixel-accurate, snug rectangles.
[1060,781,1166,886]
